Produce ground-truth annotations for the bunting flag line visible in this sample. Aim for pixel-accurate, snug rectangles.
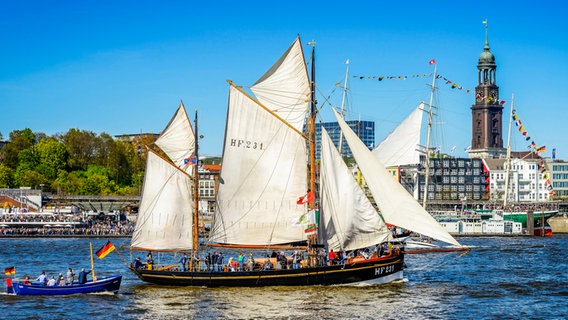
[96,240,116,259]
[4,266,15,275]
[511,109,554,196]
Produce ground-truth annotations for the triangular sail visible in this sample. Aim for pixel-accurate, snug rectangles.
[373,103,424,167]
[209,85,307,245]
[131,150,194,251]
[333,109,460,246]
[155,102,196,174]
[250,37,310,132]
[319,127,390,251]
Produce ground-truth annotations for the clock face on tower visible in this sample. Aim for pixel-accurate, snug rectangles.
[490,89,498,102]
[476,89,484,102]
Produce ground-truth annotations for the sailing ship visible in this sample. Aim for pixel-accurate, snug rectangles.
[128,36,460,287]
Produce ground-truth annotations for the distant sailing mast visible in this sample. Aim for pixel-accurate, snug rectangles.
[503,94,514,207]
[421,61,438,208]
[338,59,350,154]
[190,109,199,271]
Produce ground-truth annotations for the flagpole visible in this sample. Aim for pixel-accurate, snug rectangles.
[90,242,97,282]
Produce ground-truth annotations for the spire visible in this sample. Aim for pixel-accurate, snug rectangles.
[483,19,489,50]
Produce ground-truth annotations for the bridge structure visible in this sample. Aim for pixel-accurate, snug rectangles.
[43,193,140,213]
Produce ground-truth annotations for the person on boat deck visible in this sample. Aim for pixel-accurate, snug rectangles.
[35,271,47,285]
[78,268,92,284]
[247,253,254,271]
[263,255,271,270]
[292,250,301,269]
[271,250,278,258]
[57,273,65,286]
[215,252,224,272]
[205,252,212,271]
[47,276,56,286]
[133,257,144,269]
[328,249,337,265]
[212,252,218,271]
[23,275,31,285]
[66,268,75,285]
[146,251,154,265]
[179,254,188,272]
[237,252,244,271]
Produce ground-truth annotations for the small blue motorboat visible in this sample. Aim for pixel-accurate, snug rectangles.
[10,275,122,296]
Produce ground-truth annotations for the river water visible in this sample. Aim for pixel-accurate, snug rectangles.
[1,236,567,319]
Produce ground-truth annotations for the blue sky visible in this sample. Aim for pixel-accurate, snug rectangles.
[1,1,567,158]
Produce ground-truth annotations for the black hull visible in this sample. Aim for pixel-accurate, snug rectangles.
[131,253,404,287]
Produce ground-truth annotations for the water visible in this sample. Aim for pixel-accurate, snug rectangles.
[1,236,567,319]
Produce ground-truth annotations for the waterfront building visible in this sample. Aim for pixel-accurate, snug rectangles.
[485,158,552,203]
[547,159,568,198]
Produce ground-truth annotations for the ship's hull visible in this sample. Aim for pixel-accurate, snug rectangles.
[547,215,568,233]
[503,211,558,227]
[11,275,122,296]
[131,252,404,287]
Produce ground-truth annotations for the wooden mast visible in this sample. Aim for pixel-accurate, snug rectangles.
[307,40,317,267]
[308,40,316,210]
[191,109,199,271]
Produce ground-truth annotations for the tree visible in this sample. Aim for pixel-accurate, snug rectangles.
[0,164,14,188]
[35,137,68,180]
[60,129,99,171]
[0,129,35,169]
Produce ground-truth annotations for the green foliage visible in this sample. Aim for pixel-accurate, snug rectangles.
[0,164,14,188]
[0,128,147,196]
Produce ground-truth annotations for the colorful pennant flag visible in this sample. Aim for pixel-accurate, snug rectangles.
[96,241,116,259]
[297,190,315,205]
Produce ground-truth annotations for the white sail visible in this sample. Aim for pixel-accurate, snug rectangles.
[209,85,307,245]
[155,102,196,174]
[333,109,460,246]
[250,37,310,132]
[131,150,194,251]
[319,127,390,251]
[373,103,424,167]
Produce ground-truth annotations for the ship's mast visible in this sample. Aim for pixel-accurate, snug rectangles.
[191,109,200,270]
[422,63,437,208]
[308,40,317,210]
[338,59,349,154]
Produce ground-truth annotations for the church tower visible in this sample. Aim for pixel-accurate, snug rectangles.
[469,21,506,159]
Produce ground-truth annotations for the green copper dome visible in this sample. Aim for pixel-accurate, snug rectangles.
[479,49,495,64]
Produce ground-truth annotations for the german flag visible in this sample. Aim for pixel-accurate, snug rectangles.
[96,241,115,259]
[4,266,15,275]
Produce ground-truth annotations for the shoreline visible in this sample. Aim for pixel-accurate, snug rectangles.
[0,235,131,239]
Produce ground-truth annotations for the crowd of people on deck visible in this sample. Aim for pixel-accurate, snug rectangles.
[132,243,398,273]
[21,268,92,286]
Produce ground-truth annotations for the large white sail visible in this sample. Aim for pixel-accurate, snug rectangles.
[209,85,307,245]
[333,109,460,246]
[373,103,424,167]
[155,102,196,174]
[319,127,390,251]
[131,150,194,251]
[250,37,310,132]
